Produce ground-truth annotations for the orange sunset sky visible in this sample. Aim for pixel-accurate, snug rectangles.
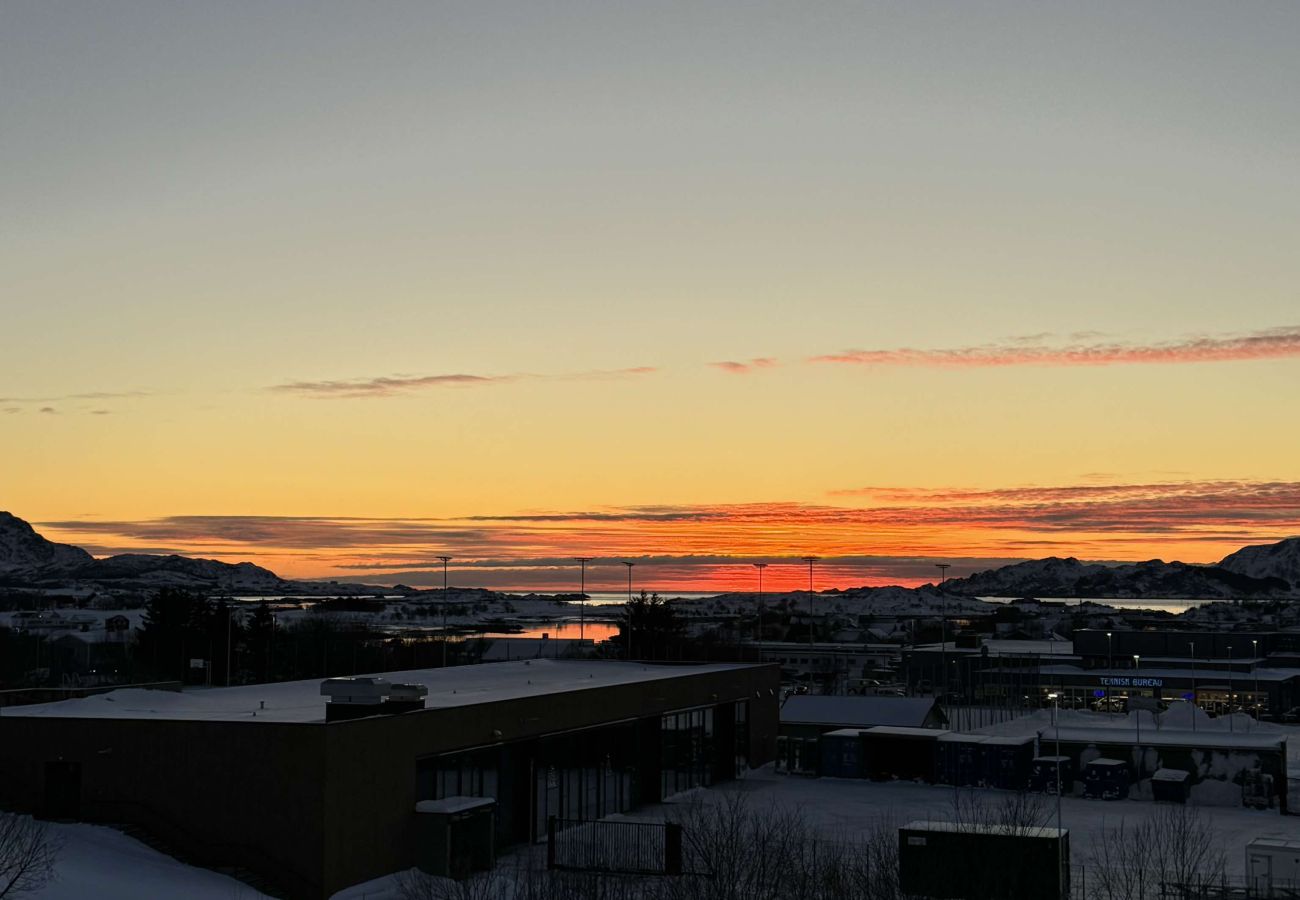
[3,4,1299,591]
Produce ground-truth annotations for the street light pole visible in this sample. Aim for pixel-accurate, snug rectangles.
[1189,641,1197,732]
[622,561,635,661]
[1253,639,1260,720]
[574,558,592,643]
[1045,697,1055,853]
[1227,645,1234,733]
[1104,631,1114,715]
[802,556,818,649]
[437,555,452,667]
[1133,654,1141,748]
[753,563,768,649]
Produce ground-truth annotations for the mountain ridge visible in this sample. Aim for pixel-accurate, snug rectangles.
[2,511,1297,599]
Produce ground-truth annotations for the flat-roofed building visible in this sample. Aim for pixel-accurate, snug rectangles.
[0,659,778,899]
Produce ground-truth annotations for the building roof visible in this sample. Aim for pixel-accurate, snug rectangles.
[1038,726,1286,750]
[780,695,941,729]
[0,659,756,725]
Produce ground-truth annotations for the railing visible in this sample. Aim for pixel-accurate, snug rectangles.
[547,816,682,876]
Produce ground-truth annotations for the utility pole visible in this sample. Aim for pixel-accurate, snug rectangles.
[753,563,768,652]
[226,605,233,687]
[802,556,818,650]
[936,564,950,708]
[1228,645,1234,733]
[437,556,452,667]
[622,561,635,661]
[574,557,592,643]
[1253,639,1260,720]
[1189,641,1197,731]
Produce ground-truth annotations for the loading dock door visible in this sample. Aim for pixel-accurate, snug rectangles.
[44,761,81,820]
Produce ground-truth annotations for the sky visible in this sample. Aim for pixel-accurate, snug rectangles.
[3,2,1298,591]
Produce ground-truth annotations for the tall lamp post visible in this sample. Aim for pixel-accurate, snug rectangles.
[1106,632,1113,714]
[1227,645,1235,733]
[437,556,452,667]
[937,564,951,703]
[1047,692,1063,825]
[1189,641,1197,732]
[753,563,768,648]
[802,556,818,649]
[1252,639,1260,720]
[1133,654,1141,748]
[574,557,592,642]
[622,561,635,661]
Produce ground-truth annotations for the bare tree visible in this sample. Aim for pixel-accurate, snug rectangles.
[1085,805,1226,900]
[0,813,59,899]
[398,793,903,900]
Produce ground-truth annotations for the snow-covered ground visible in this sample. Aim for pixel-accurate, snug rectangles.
[715,767,1294,878]
[31,822,270,899]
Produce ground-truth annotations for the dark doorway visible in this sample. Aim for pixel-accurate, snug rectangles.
[44,760,81,819]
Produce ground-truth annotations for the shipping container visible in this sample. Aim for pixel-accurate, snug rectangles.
[1029,755,1074,795]
[898,821,1069,900]
[1082,758,1129,800]
[818,728,866,779]
[1151,767,1190,804]
[862,726,947,782]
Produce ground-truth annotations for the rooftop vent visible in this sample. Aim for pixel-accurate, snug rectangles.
[321,677,428,722]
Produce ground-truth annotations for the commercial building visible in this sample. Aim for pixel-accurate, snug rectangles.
[0,659,778,899]
[903,631,1300,717]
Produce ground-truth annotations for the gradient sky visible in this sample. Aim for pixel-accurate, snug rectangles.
[3,3,1299,590]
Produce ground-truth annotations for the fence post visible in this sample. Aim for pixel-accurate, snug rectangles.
[546,815,556,870]
[664,822,683,876]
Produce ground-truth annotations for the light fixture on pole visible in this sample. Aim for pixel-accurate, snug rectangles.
[437,556,452,667]
[1133,654,1141,747]
[802,556,818,649]
[622,561,635,661]
[1189,641,1197,731]
[1106,631,1113,714]
[1253,639,1260,720]
[1227,645,1234,733]
[1047,692,1063,844]
[753,563,768,647]
[574,557,593,643]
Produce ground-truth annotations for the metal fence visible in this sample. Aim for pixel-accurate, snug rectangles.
[1072,867,1300,900]
[546,816,683,876]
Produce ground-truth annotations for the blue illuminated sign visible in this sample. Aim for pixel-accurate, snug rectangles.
[1099,676,1164,688]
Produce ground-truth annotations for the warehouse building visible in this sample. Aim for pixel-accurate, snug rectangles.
[0,659,778,899]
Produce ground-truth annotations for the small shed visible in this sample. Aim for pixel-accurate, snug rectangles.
[414,796,495,880]
[1151,768,1190,804]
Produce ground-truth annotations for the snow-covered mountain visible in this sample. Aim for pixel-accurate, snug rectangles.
[0,512,379,595]
[0,511,94,574]
[1218,537,1300,588]
[944,556,1295,599]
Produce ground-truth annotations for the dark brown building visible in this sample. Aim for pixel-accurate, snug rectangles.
[0,660,778,898]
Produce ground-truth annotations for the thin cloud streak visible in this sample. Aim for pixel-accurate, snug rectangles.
[709,358,778,374]
[811,326,1300,370]
[269,367,658,398]
[36,478,1300,588]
